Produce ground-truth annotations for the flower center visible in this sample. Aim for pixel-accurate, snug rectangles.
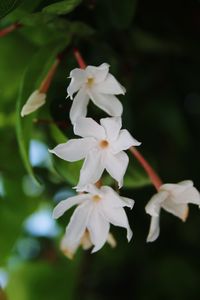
[92,195,101,202]
[99,140,109,149]
[86,77,94,87]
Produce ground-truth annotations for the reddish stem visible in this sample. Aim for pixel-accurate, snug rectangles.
[129,146,163,191]
[73,48,87,69]
[39,58,60,94]
[0,22,22,37]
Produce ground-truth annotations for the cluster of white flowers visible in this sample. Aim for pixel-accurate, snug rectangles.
[50,63,200,259]
[21,60,200,259]
[50,63,140,258]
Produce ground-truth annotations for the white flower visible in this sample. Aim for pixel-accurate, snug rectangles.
[53,184,134,254]
[145,180,200,242]
[67,63,126,124]
[21,90,46,117]
[60,230,117,260]
[50,117,141,189]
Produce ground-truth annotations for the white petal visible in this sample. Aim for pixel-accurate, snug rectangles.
[76,150,104,189]
[121,197,135,209]
[67,68,86,99]
[173,186,200,206]
[101,186,134,208]
[86,63,109,83]
[74,117,105,139]
[52,194,88,219]
[94,73,126,95]
[69,88,89,124]
[103,206,133,241]
[64,201,93,251]
[162,200,189,221]
[100,117,122,141]
[60,232,80,259]
[87,208,110,253]
[145,191,168,217]
[49,137,96,162]
[21,90,46,117]
[160,180,193,197]
[146,215,160,242]
[89,91,123,117]
[112,129,141,154]
[105,151,129,188]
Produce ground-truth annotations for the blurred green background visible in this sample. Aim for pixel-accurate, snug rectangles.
[0,0,200,299]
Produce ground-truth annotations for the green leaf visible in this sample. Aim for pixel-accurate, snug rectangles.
[0,0,23,19]
[16,42,68,185]
[0,177,39,264]
[43,0,82,15]
[6,258,82,300]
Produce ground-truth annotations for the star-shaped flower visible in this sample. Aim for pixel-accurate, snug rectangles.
[53,184,134,254]
[67,63,125,124]
[145,180,200,242]
[50,117,141,189]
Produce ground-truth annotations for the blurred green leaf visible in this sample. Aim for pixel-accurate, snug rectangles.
[0,177,38,264]
[43,0,82,15]
[0,0,23,19]
[16,43,68,185]
[6,258,82,300]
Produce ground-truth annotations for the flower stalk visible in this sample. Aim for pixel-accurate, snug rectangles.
[73,48,87,69]
[0,22,21,37]
[39,58,60,94]
[129,146,162,191]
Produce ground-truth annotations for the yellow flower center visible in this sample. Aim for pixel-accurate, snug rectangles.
[99,140,109,149]
[86,77,94,87]
[92,195,101,202]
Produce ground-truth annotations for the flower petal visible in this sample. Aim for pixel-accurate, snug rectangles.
[100,117,122,141]
[67,68,86,99]
[87,208,110,253]
[145,191,168,217]
[52,194,88,219]
[174,186,200,206]
[21,90,46,117]
[101,186,134,208]
[94,73,126,95]
[74,117,105,139]
[121,197,135,209]
[162,200,189,221]
[76,150,105,189]
[49,137,96,162]
[86,63,109,83]
[89,91,123,117]
[105,151,129,188]
[60,232,79,260]
[102,206,133,241]
[146,215,160,242]
[160,180,193,197]
[112,129,141,154]
[69,88,89,124]
[64,201,93,253]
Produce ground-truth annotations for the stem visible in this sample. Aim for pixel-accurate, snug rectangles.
[39,58,60,93]
[73,48,86,69]
[0,22,21,37]
[129,146,163,191]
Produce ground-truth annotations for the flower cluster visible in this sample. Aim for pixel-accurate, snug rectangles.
[21,55,200,259]
[50,63,140,258]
